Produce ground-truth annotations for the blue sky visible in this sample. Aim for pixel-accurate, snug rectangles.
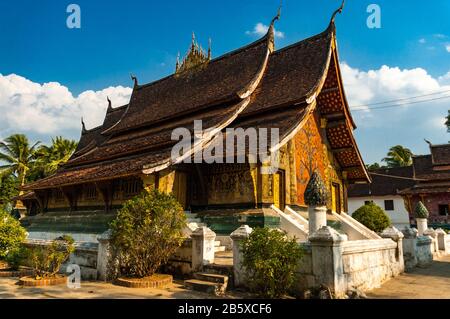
[0,0,449,164]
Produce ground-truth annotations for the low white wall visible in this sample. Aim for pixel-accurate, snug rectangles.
[342,239,402,291]
[286,227,404,296]
[348,196,410,229]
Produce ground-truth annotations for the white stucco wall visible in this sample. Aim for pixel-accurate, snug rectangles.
[348,195,410,229]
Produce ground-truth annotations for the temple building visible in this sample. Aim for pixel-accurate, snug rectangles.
[19,8,370,238]
[398,142,450,225]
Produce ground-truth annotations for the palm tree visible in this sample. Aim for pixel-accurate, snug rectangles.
[34,136,78,176]
[0,134,40,187]
[382,145,413,168]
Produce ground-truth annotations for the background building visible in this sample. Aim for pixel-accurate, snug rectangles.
[348,167,414,229]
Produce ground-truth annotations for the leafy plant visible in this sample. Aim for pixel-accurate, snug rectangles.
[382,145,413,168]
[304,171,329,206]
[241,227,303,298]
[5,246,29,271]
[0,209,27,260]
[414,201,429,219]
[352,202,391,233]
[0,134,40,186]
[110,189,186,279]
[30,235,75,279]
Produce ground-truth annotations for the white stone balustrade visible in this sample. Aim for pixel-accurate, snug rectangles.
[230,225,253,288]
[191,226,216,272]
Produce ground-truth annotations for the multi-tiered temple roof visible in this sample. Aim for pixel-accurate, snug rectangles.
[23,6,370,191]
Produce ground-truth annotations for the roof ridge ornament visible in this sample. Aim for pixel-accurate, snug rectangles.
[81,117,87,134]
[107,96,112,112]
[130,74,138,88]
[267,1,282,53]
[330,0,345,25]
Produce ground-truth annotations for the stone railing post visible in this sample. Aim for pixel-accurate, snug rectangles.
[308,205,327,235]
[380,226,405,273]
[230,225,253,288]
[423,228,439,256]
[191,226,216,272]
[435,228,448,254]
[97,230,112,281]
[401,227,418,270]
[416,218,428,236]
[308,226,348,297]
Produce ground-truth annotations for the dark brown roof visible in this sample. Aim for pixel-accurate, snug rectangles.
[106,37,271,135]
[431,144,450,166]
[242,27,333,116]
[348,166,415,197]
[23,21,369,190]
[413,154,450,181]
[398,182,450,195]
[72,105,128,157]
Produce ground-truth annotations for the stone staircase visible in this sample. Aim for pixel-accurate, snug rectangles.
[271,205,308,241]
[184,272,229,296]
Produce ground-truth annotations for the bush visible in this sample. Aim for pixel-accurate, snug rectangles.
[30,235,75,279]
[110,189,186,278]
[241,227,303,298]
[0,209,27,261]
[352,203,391,233]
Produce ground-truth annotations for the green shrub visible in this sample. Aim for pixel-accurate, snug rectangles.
[352,203,391,233]
[0,209,27,260]
[30,235,75,279]
[110,189,186,278]
[241,227,303,298]
[5,246,29,271]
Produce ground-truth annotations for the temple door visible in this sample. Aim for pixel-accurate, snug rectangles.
[331,183,341,214]
[273,171,285,210]
[173,172,187,209]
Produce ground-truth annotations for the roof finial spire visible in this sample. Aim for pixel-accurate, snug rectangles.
[107,96,112,112]
[130,74,138,88]
[330,0,345,25]
[175,52,180,72]
[270,0,282,28]
[81,117,87,134]
[208,38,212,60]
[191,32,196,50]
[267,1,282,52]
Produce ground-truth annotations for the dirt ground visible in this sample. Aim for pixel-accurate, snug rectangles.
[367,254,450,299]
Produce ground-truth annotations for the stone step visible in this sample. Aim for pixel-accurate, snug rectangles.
[188,218,202,223]
[193,272,228,285]
[184,279,225,296]
[214,246,226,253]
[214,241,221,247]
[185,213,197,219]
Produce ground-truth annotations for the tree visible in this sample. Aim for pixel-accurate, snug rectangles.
[0,134,40,187]
[0,209,27,260]
[366,163,381,171]
[110,190,186,278]
[0,175,19,209]
[382,145,413,167]
[33,136,77,177]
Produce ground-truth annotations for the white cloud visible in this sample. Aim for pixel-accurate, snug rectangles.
[0,74,132,136]
[418,38,426,44]
[446,44,450,52]
[246,23,284,39]
[340,63,450,162]
[340,63,444,111]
